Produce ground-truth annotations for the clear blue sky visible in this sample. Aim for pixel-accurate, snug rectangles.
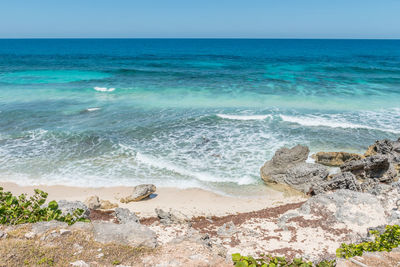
[1,0,399,38]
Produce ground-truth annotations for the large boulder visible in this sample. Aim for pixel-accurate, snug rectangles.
[311,172,361,195]
[120,184,156,203]
[311,151,363,167]
[93,221,157,248]
[114,208,139,224]
[260,144,310,183]
[283,163,329,193]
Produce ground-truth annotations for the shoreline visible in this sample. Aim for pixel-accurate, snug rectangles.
[0,181,306,218]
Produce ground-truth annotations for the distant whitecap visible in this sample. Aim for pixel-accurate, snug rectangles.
[94,86,115,92]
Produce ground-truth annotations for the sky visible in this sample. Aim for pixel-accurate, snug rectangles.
[0,0,399,39]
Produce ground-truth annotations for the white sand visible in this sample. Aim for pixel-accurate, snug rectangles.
[0,182,306,218]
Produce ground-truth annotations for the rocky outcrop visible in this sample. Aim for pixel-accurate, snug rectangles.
[364,138,400,157]
[311,172,361,195]
[279,189,388,233]
[311,152,363,167]
[93,221,157,248]
[260,145,310,184]
[284,163,329,193]
[260,144,330,193]
[341,154,398,183]
[155,208,188,225]
[120,184,156,203]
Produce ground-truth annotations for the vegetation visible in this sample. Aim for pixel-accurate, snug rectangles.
[231,253,335,267]
[0,187,88,225]
[337,224,400,259]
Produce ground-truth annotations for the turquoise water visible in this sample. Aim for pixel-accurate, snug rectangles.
[0,39,399,194]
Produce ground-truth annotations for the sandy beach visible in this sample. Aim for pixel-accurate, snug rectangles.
[0,182,306,218]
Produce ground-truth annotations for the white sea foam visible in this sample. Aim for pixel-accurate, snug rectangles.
[94,86,115,92]
[217,114,271,121]
[86,107,101,112]
[280,114,400,133]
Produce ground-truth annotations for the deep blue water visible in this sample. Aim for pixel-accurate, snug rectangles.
[0,39,399,193]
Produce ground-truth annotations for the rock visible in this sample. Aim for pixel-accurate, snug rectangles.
[24,231,36,239]
[298,189,387,230]
[261,144,310,183]
[31,221,68,235]
[120,184,156,203]
[70,260,89,267]
[311,172,361,195]
[340,155,398,183]
[364,138,400,158]
[0,230,7,239]
[217,222,237,237]
[93,221,157,248]
[57,200,90,218]
[283,163,329,194]
[100,200,118,209]
[114,208,140,224]
[311,152,363,167]
[85,195,101,210]
[155,208,185,225]
[59,229,71,235]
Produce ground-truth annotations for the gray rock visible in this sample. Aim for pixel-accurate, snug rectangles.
[93,221,157,248]
[299,189,387,227]
[85,195,101,210]
[341,155,397,183]
[365,138,400,158]
[260,144,310,183]
[311,172,361,195]
[120,184,156,203]
[57,200,90,218]
[0,230,7,239]
[283,163,329,193]
[155,208,182,225]
[31,221,68,235]
[217,222,237,237]
[115,208,140,224]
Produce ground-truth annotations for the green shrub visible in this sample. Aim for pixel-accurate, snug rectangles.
[231,253,335,267]
[336,224,400,259]
[0,187,89,225]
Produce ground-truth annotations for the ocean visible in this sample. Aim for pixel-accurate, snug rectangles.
[0,39,399,195]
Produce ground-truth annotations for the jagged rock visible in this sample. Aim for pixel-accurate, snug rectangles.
[311,152,363,167]
[155,208,186,225]
[57,200,90,218]
[114,208,139,224]
[283,163,329,193]
[217,222,237,237]
[260,144,310,184]
[92,221,157,248]
[311,172,361,195]
[100,200,118,209]
[120,184,156,203]
[340,155,398,183]
[364,138,400,157]
[85,195,101,210]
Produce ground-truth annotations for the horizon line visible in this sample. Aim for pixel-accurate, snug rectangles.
[0,37,400,40]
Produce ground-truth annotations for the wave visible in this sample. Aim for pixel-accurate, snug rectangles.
[94,86,115,92]
[279,114,400,133]
[86,107,101,112]
[217,114,272,121]
[135,152,253,185]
